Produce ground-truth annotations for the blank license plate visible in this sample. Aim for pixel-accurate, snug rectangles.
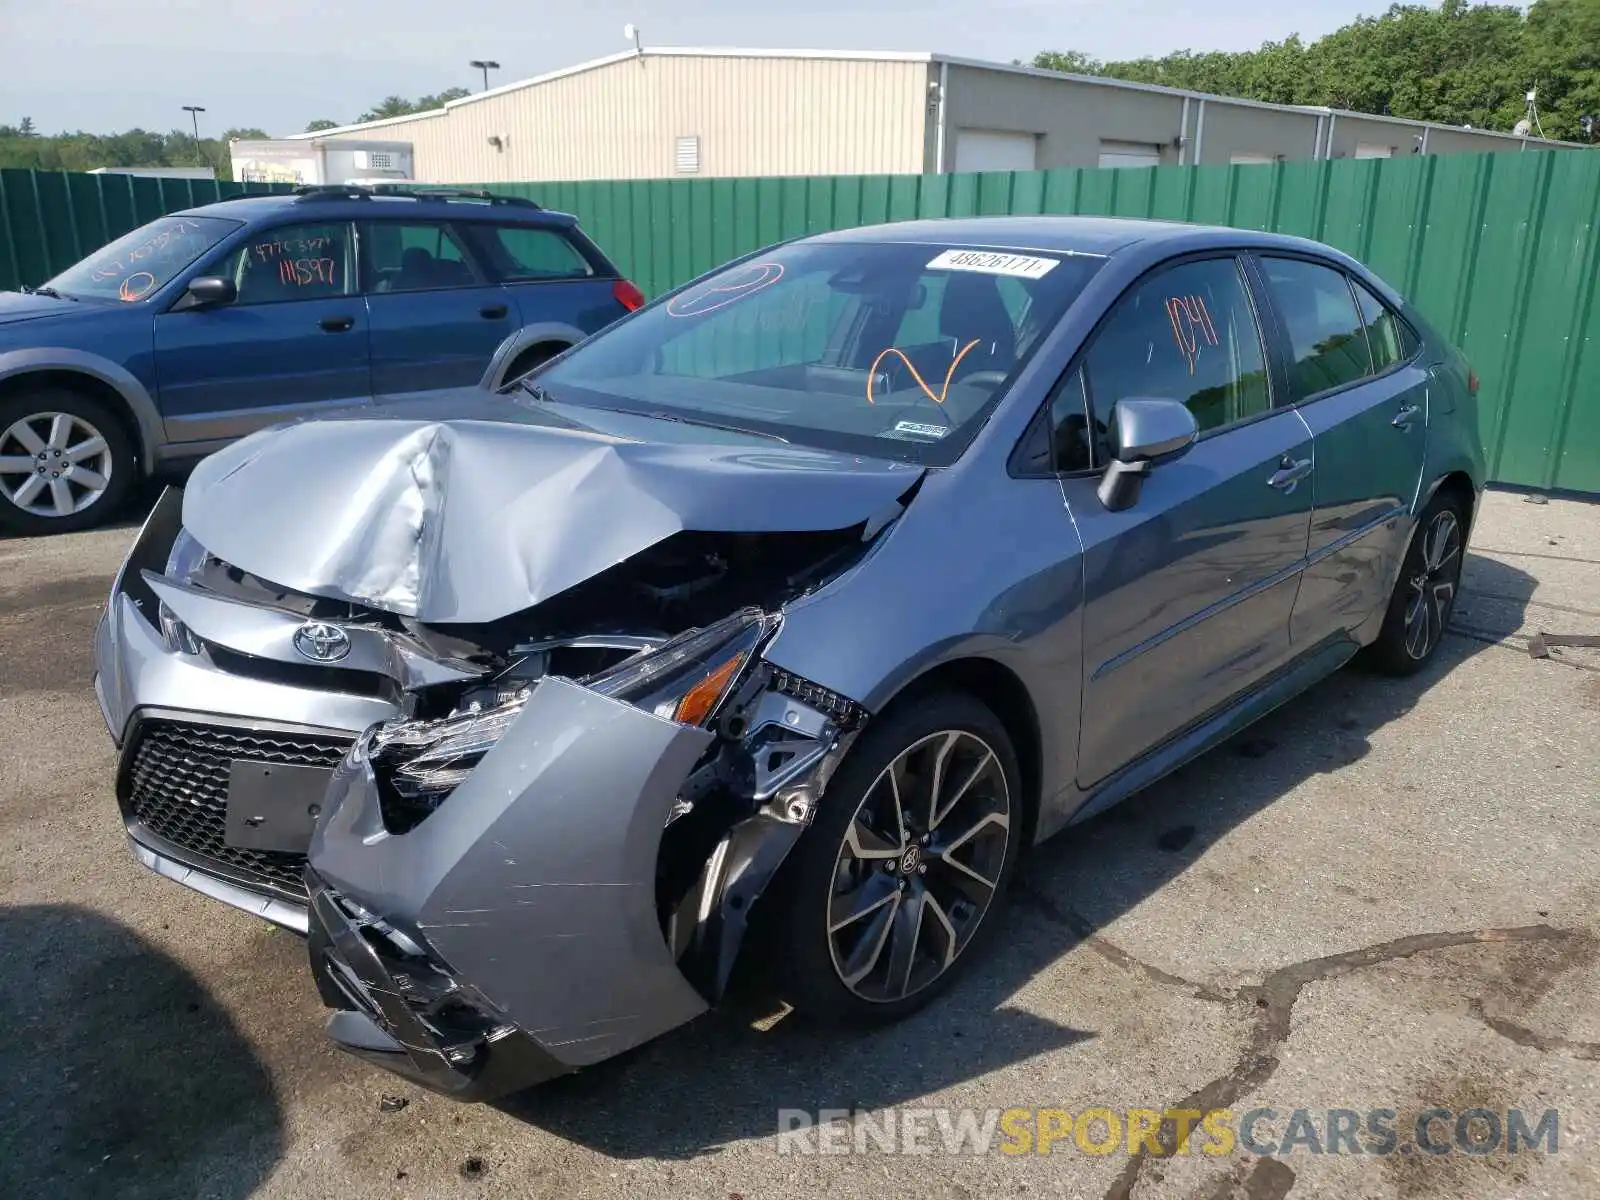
[224,760,335,854]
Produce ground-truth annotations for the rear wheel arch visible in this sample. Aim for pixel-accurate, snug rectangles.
[1426,470,1477,529]
[504,339,572,383]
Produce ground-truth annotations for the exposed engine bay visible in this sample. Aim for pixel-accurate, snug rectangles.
[145,490,881,1014]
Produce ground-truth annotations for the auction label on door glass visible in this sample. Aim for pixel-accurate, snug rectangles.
[927,249,1059,279]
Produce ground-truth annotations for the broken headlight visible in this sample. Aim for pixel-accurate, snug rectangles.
[371,608,778,828]
[584,607,776,726]
[157,527,211,655]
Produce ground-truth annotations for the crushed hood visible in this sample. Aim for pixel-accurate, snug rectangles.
[181,402,922,624]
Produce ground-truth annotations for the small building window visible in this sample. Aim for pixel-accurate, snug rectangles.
[675,136,701,174]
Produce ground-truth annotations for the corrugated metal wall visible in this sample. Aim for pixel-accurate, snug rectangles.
[310,55,930,182]
[0,170,289,291]
[0,153,1595,492]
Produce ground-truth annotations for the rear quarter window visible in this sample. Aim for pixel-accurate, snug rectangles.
[464,224,594,281]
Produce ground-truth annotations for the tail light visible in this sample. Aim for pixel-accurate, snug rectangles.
[612,279,645,312]
[1467,366,1479,395]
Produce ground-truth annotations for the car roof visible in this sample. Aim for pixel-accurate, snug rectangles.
[809,215,1342,261]
[178,190,579,227]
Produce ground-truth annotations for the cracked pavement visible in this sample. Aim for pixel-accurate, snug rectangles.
[0,489,1596,1199]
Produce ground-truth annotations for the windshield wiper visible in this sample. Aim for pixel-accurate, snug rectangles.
[23,285,77,301]
[513,377,552,402]
[641,410,789,443]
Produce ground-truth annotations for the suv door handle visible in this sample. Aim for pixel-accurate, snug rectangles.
[479,304,509,319]
[1267,456,1313,491]
[319,315,355,333]
[1392,403,1422,429]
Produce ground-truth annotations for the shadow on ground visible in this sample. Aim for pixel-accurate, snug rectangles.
[0,905,283,1200]
[496,556,1541,1160]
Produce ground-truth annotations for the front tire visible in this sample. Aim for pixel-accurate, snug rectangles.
[0,390,135,535]
[1364,491,1467,675]
[774,691,1023,1023]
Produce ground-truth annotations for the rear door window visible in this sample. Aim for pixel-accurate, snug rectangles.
[1351,278,1414,371]
[1259,257,1374,400]
[361,222,484,292]
[464,224,594,281]
[1082,256,1271,437]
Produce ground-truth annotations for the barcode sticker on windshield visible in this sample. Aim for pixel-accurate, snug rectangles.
[927,249,1059,279]
[893,420,950,439]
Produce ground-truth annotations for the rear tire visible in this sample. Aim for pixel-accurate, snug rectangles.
[772,690,1023,1023]
[0,389,136,535]
[1363,490,1467,676]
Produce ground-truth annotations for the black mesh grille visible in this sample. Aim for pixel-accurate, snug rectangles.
[125,720,352,896]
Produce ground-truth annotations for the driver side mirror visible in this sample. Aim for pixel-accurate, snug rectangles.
[1097,398,1199,512]
[174,275,237,312]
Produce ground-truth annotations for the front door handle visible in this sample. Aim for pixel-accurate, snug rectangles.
[1392,403,1422,429]
[479,304,509,319]
[319,315,355,333]
[1267,456,1313,492]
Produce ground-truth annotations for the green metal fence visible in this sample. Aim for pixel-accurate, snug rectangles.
[1,155,1596,493]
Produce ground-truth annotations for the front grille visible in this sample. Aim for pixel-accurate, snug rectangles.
[124,720,352,896]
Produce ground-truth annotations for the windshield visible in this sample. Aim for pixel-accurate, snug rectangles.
[44,214,241,302]
[537,239,1105,465]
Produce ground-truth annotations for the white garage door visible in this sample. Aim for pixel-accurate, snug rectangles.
[1355,142,1394,159]
[1230,152,1276,165]
[1097,139,1162,169]
[954,129,1039,173]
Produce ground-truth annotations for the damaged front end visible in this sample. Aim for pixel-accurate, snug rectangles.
[306,610,866,1100]
[93,414,920,1098]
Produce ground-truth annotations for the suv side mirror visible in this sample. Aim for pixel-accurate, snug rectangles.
[1097,398,1199,512]
[176,276,237,311]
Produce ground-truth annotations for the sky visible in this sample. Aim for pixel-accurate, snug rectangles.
[2,0,1393,138]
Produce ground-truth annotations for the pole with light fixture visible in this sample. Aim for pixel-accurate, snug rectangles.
[470,60,500,92]
[181,105,206,167]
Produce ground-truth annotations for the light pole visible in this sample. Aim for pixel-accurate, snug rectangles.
[469,60,500,92]
[181,105,206,166]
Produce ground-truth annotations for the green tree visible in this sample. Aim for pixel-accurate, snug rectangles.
[414,86,470,110]
[305,118,340,132]
[357,95,416,122]
[1031,50,1104,76]
[1033,0,1586,135]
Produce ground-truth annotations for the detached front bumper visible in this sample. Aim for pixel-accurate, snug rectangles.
[305,675,718,1099]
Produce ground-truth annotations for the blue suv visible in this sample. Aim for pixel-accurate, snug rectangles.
[0,186,642,533]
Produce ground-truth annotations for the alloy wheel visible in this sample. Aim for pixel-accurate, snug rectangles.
[1403,508,1462,661]
[827,729,1012,1003]
[0,411,115,519]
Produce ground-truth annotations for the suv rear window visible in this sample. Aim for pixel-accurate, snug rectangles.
[463,224,593,282]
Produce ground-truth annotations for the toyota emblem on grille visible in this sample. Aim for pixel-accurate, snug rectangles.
[293,621,351,662]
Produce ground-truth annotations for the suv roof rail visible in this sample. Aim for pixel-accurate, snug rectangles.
[370,184,543,209]
[286,183,543,210]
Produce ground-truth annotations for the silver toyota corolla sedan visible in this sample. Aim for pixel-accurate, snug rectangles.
[93,216,1484,1100]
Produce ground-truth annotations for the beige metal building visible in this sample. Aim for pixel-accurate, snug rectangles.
[284,47,1580,183]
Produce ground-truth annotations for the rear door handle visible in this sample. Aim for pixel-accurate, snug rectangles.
[1392,403,1422,428]
[1267,456,1313,491]
[479,304,509,319]
[319,315,355,333]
